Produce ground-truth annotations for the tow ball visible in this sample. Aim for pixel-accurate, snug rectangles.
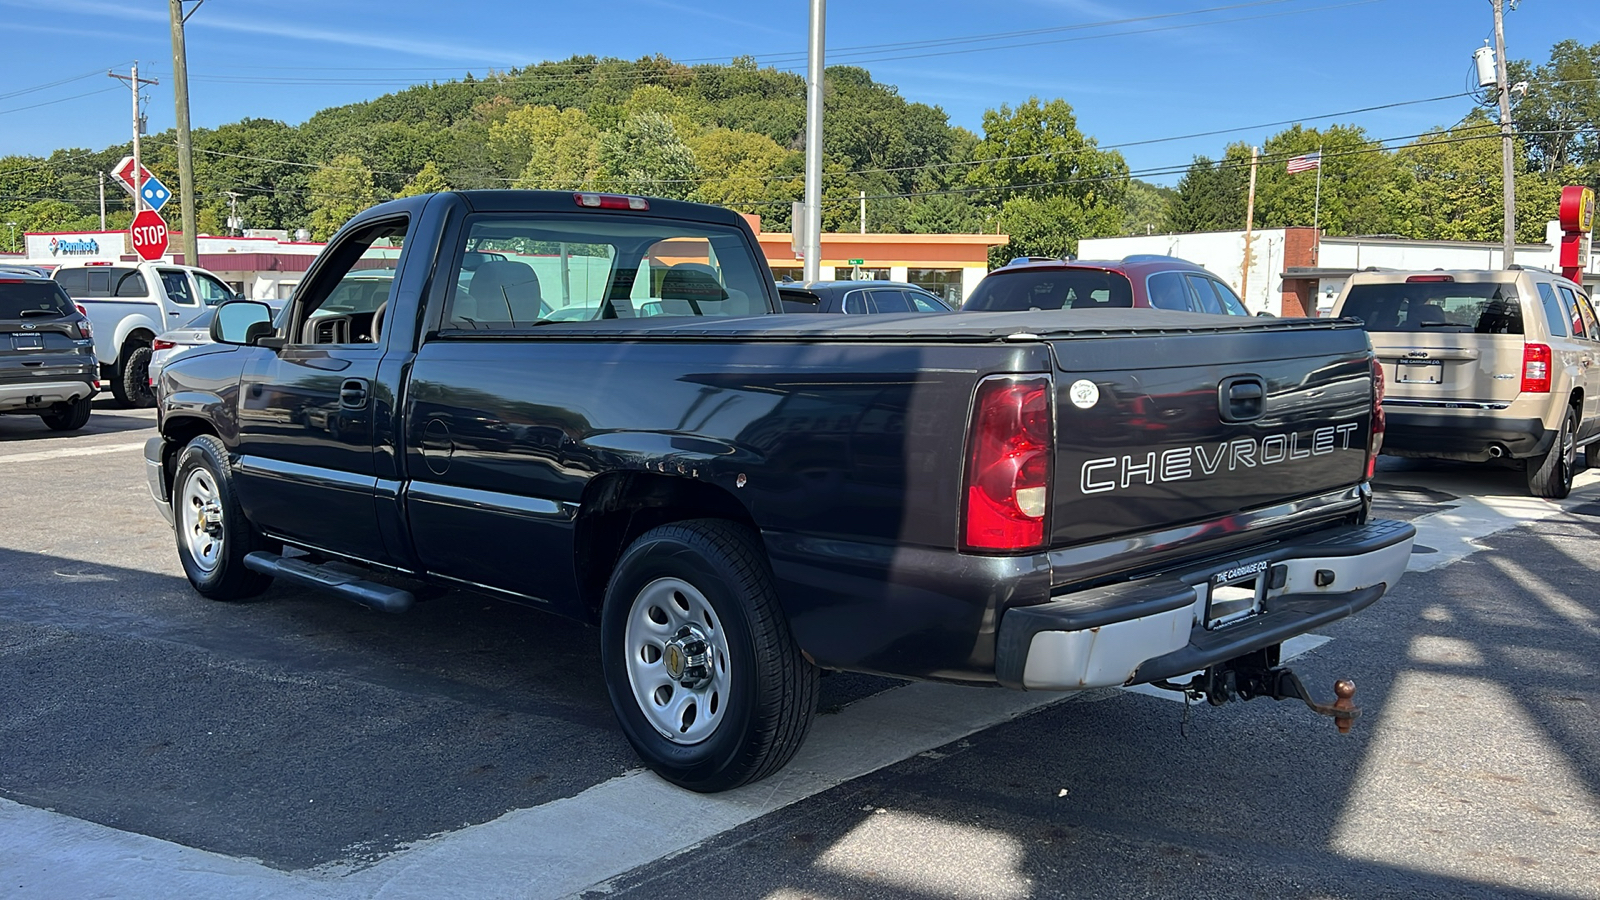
[1152,647,1361,733]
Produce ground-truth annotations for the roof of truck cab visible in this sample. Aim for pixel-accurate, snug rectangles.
[444,190,757,229]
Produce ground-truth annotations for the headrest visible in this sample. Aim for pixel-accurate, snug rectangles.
[660,267,727,303]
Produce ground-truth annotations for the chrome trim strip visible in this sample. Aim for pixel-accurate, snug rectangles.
[429,571,552,604]
[406,480,573,520]
[1383,399,1510,410]
[237,455,377,491]
[1047,485,1365,589]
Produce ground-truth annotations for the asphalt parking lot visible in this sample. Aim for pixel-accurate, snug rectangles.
[2,403,1598,899]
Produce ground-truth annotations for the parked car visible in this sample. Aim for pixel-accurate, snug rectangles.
[149,308,217,389]
[777,280,953,314]
[0,271,97,431]
[962,255,1254,316]
[1332,267,1600,497]
[52,260,242,408]
[146,190,1410,792]
[1,265,54,278]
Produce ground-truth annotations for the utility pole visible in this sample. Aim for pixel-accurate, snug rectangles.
[1241,145,1259,305]
[223,190,241,235]
[108,64,159,216]
[858,190,866,234]
[98,172,106,230]
[1491,0,1516,267]
[170,0,203,265]
[802,0,825,282]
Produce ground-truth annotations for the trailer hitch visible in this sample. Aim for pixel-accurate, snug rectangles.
[1152,647,1361,733]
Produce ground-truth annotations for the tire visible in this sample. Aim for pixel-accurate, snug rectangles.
[40,397,92,431]
[172,434,275,600]
[1527,408,1577,499]
[112,344,155,409]
[600,519,818,792]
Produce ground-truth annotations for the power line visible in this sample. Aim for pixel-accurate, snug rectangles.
[0,86,121,118]
[0,64,133,102]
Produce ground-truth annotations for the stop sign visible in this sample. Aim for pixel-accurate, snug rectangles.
[130,209,168,261]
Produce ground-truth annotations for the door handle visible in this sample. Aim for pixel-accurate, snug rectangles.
[168,311,182,316]
[339,378,369,409]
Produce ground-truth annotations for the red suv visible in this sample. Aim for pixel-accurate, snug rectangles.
[961,255,1254,316]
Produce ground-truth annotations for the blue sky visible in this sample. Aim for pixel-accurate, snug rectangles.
[2,0,1595,186]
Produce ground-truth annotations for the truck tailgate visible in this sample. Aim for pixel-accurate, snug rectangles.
[1048,325,1375,548]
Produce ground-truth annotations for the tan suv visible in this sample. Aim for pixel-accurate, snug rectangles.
[1332,267,1599,498]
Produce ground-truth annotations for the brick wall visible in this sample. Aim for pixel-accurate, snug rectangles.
[1281,227,1320,316]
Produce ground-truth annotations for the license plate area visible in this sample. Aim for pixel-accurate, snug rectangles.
[1206,563,1267,629]
[1396,359,1442,384]
[10,333,44,351]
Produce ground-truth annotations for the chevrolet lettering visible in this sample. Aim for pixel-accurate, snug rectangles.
[144,190,1413,793]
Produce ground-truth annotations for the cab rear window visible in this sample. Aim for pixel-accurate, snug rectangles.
[0,280,74,318]
[963,269,1133,311]
[1341,282,1522,334]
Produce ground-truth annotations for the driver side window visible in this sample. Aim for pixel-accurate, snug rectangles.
[292,219,405,345]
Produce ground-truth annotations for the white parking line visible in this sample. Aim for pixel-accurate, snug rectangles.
[0,440,145,465]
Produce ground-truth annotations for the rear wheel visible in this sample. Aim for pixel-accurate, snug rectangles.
[40,397,92,431]
[173,434,274,600]
[600,519,817,792]
[1527,408,1577,499]
[112,344,155,408]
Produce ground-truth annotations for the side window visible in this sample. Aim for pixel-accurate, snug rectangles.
[1537,283,1569,338]
[54,268,88,297]
[842,290,871,315]
[1146,272,1191,311]
[194,272,235,306]
[1210,279,1250,315]
[779,291,820,313]
[85,270,110,297]
[159,270,196,305]
[293,218,406,345]
[907,290,947,312]
[1576,292,1600,342]
[1184,274,1224,314]
[111,268,148,298]
[1559,286,1589,339]
[869,289,912,314]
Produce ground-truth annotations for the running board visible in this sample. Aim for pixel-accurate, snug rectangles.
[243,551,414,614]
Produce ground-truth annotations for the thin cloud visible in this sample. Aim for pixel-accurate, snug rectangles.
[633,0,793,39]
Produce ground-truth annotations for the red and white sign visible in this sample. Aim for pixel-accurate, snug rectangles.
[111,155,155,195]
[130,209,168,261]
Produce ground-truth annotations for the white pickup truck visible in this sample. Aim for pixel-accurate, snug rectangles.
[52,260,240,407]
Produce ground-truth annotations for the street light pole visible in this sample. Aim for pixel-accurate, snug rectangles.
[802,0,825,282]
[6,222,17,254]
[1492,0,1516,267]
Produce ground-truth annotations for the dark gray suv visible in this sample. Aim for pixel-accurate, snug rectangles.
[1,273,98,431]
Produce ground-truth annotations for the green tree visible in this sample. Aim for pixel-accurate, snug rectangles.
[597,112,699,200]
[1121,179,1173,234]
[306,153,378,240]
[397,160,450,197]
[1396,112,1561,243]
[1168,148,1249,232]
[1510,40,1600,176]
[688,128,796,214]
[1252,124,1407,235]
[488,105,601,190]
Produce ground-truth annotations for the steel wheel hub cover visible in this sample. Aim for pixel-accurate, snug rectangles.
[623,577,732,744]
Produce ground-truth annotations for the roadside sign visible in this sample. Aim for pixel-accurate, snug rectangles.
[111,156,153,193]
[848,259,864,265]
[138,174,172,212]
[130,209,168,261]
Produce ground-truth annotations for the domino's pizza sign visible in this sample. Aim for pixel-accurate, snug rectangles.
[49,236,101,256]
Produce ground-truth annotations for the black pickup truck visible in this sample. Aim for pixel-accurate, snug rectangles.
[145,191,1413,791]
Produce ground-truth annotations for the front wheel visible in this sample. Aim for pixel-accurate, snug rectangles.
[172,434,275,600]
[600,519,817,792]
[1527,408,1577,499]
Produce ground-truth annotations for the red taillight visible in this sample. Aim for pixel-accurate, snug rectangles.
[74,304,92,339]
[1367,356,1385,480]
[963,376,1052,552]
[1521,343,1552,394]
[574,192,649,211]
[1405,274,1455,283]
[151,339,175,351]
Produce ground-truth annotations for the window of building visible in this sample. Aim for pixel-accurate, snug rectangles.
[908,268,964,305]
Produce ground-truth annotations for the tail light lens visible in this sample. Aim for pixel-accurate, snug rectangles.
[963,376,1053,552]
[1367,356,1385,480]
[1521,343,1552,394]
[74,304,92,339]
[151,339,176,352]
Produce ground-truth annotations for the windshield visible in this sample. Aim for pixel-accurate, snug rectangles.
[444,214,771,327]
[0,279,74,318]
[962,269,1133,311]
[1341,281,1523,334]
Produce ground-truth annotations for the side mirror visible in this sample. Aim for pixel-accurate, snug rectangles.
[1255,310,1276,317]
[211,300,275,346]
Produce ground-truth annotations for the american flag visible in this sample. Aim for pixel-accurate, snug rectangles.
[1286,152,1322,174]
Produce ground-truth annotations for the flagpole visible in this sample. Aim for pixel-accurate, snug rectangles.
[1312,145,1323,264]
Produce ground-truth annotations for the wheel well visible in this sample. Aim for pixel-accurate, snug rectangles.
[158,416,219,493]
[1571,389,1583,415]
[573,472,758,617]
[121,329,155,357]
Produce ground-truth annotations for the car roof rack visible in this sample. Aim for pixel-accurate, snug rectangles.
[1120,254,1187,263]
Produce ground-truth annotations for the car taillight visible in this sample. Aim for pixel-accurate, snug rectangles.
[963,376,1052,552]
[1521,343,1552,394]
[151,339,175,351]
[574,192,649,210]
[74,304,92,339]
[1367,356,1385,480]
